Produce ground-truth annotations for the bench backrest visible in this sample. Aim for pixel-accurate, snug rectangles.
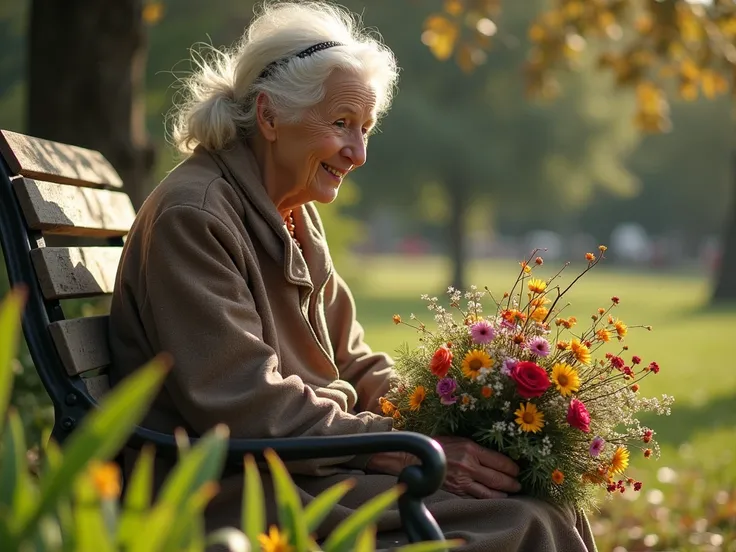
[0,129,136,442]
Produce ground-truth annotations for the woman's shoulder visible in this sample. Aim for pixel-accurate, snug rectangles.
[140,149,246,230]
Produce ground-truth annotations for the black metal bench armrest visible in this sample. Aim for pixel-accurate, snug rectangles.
[129,427,446,543]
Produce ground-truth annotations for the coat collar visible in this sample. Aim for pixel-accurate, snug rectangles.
[204,140,332,293]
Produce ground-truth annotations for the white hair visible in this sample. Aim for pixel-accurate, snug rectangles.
[170,1,399,154]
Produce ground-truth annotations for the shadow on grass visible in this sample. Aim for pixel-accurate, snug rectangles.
[640,391,736,446]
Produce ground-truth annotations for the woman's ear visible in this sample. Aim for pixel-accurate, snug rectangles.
[255,92,277,142]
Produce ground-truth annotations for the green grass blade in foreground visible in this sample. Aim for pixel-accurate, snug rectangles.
[15,355,171,542]
[116,444,155,548]
[72,474,115,552]
[159,481,218,552]
[322,485,403,552]
[0,288,26,430]
[242,455,265,548]
[264,449,310,551]
[354,526,377,552]
[129,426,228,552]
[43,439,76,552]
[0,410,34,532]
[303,479,355,534]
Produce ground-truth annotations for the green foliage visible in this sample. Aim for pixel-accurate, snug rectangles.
[243,450,462,552]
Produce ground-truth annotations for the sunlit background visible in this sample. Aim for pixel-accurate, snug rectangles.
[1,1,735,550]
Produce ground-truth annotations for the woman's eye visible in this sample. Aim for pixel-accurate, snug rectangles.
[334,120,347,128]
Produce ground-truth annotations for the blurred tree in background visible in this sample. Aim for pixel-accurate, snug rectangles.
[0,0,733,293]
[414,0,736,295]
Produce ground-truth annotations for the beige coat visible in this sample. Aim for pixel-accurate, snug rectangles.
[108,140,597,551]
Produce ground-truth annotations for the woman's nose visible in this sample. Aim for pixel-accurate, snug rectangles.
[341,132,367,168]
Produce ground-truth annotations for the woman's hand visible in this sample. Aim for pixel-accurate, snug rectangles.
[434,435,521,499]
[365,435,521,499]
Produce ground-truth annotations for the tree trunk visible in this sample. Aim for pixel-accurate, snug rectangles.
[447,181,468,290]
[28,0,154,209]
[711,153,736,302]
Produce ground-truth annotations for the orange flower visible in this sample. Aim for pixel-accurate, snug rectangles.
[585,252,595,262]
[596,328,611,342]
[481,386,493,398]
[556,340,570,351]
[520,261,532,274]
[392,314,401,325]
[531,307,548,322]
[570,339,591,365]
[552,469,565,485]
[409,386,426,411]
[614,319,628,337]
[502,309,527,324]
[380,398,396,416]
[644,449,652,458]
[89,462,121,500]
[527,278,547,294]
[630,384,640,392]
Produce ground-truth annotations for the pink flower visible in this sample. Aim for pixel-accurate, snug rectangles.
[501,358,518,376]
[589,436,605,457]
[566,398,591,433]
[470,320,496,344]
[527,336,551,357]
[436,378,458,405]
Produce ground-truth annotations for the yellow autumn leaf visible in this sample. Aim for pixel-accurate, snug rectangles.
[142,2,164,25]
[456,43,475,74]
[680,58,700,81]
[700,70,727,99]
[423,15,459,61]
[563,1,584,19]
[528,24,546,42]
[443,0,463,17]
[679,81,699,101]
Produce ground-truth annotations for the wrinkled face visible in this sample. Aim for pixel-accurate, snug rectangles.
[271,70,377,205]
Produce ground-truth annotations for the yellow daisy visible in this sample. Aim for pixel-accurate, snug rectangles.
[409,386,426,411]
[551,363,581,396]
[528,278,547,294]
[531,306,548,322]
[462,349,492,380]
[596,328,611,342]
[609,446,630,475]
[614,319,628,338]
[514,402,545,433]
[570,339,591,365]
[258,526,294,552]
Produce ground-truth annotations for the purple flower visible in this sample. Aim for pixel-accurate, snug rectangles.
[589,436,605,458]
[501,358,519,376]
[527,336,551,357]
[470,320,496,344]
[436,378,458,405]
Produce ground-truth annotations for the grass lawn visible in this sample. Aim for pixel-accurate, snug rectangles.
[342,255,736,552]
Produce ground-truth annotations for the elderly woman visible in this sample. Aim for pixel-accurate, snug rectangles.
[109,2,597,550]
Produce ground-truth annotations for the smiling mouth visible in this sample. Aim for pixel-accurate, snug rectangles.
[321,162,346,179]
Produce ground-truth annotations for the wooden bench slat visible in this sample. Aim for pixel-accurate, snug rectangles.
[49,316,111,376]
[0,129,122,189]
[13,178,135,237]
[82,374,110,403]
[31,246,121,300]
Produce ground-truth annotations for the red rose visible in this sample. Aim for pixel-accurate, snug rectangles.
[510,361,550,398]
[430,346,453,378]
[566,398,591,433]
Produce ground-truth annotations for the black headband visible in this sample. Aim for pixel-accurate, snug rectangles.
[258,41,343,80]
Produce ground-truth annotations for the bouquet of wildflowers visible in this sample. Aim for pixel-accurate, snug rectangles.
[380,247,674,509]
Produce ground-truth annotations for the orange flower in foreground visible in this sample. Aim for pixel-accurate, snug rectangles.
[380,398,396,416]
[552,469,565,485]
[89,461,121,500]
[259,526,294,552]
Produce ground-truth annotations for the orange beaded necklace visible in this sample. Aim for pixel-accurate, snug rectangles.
[285,210,301,250]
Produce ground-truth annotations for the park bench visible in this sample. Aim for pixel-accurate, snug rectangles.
[0,129,447,543]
